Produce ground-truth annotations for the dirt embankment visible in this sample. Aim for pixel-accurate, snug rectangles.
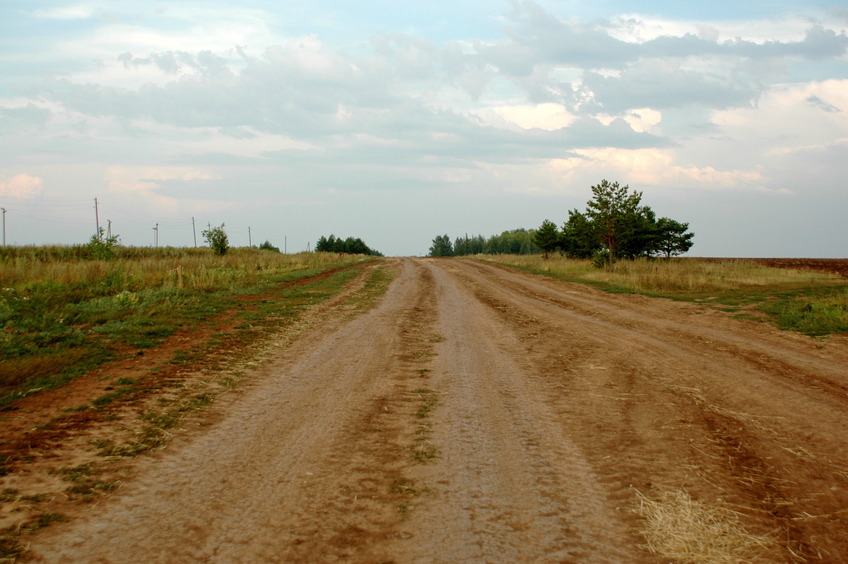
[11,258,848,562]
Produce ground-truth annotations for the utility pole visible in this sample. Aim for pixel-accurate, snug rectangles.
[153,223,159,247]
[107,219,112,240]
[94,197,101,239]
[248,226,252,247]
[1,207,6,246]
[284,235,287,254]
[192,217,197,247]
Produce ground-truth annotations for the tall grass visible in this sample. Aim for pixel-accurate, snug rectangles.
[0,246,358,292]
[478,255,848,336]
[0,247,372,403]
[481,255,834,293]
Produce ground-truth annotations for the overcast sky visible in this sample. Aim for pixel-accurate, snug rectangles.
[1,1,846,256]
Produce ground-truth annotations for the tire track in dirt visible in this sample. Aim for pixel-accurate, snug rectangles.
[388,260,642,562]
[28,259,442,563]
[442,259,848,562]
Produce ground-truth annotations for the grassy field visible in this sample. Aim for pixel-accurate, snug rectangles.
[0,246,377,405]
[477,255,848,337]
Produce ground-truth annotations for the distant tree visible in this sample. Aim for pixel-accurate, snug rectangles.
[484,229,538,255]
[344,237,367,255]
[431,181,693,263]
[585,180,643,267]
[202,223,229,256]
[454,234,486,256]
[259,240,280,252]
[655,217,695,258]
[314,234,382,256]
[561,209,600,259]
[533,219,561,258]
[429,235,454,257]
[617,205,659,260]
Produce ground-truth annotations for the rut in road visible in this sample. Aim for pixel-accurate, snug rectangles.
[436,259,848,562]
[31,259,442,562]
[28,258,848,563]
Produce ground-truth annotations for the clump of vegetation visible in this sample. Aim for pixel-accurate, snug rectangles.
[202,223,230,256]
[429,181,693,262]
[82,228,121,260]
[315,234,383,256]
[258,240,280,252]
[538,179,694,266]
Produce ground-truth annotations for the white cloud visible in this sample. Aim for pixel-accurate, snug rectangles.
[0,173,44,198]
[547,148,765,192]
[607,12,841,45]
[595,107,662,133]
[106,166,214,193]
[473,102,577,131]
[712,80,848,152]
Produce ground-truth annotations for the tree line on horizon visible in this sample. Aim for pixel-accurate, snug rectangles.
[315,234,383,256]
[430,180,694,265]
[428,229,541,258]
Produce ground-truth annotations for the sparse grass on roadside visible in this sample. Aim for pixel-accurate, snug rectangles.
[339,263,396,317]
[0,247,372,405]
[478,255,848,337]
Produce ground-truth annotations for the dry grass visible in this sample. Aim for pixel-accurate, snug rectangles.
[0,247,359,292]
[635,488,772,563]
[480,255,839,294]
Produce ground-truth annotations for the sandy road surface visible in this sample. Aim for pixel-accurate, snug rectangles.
[30,258,848,562]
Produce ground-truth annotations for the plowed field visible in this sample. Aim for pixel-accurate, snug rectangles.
[11,258,848,562]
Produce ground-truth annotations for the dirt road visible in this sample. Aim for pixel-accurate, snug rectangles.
[29,258,848,562]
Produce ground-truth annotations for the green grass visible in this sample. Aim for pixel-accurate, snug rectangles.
[0,247,376,405]
[478,255,848,337]
[757,287,848,336]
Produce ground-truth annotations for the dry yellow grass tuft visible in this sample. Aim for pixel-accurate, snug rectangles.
[480,254,840,293]
[635,488,772,563]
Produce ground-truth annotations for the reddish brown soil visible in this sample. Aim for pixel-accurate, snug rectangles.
[4,258,848,562]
